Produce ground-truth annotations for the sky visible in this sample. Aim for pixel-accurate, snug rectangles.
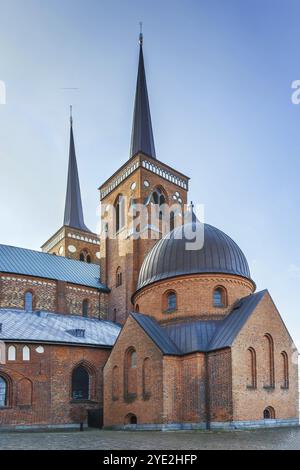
[0,0,300,347]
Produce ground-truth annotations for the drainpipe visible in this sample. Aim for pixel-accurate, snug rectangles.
[205,352,211,430]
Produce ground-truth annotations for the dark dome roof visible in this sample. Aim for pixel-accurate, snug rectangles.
[137,223,252,291]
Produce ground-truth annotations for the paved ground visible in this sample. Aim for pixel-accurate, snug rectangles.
[0,427,300,450]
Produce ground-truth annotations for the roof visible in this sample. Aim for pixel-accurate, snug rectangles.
[130,34,156,159]
[63,117,91,232]
[130,291,267,355]
[0,308,120,347]
[0,244,108,291]
[137,222,253,291]
[131,313,181,355]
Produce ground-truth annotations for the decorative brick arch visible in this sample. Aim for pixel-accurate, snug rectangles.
[17,378,33,406]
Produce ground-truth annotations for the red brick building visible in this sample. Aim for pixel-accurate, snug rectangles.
[0,33,299,430]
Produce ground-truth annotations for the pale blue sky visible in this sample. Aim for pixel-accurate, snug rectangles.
[0,0,300,347]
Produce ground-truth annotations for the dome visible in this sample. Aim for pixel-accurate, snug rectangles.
[137,223,252,291]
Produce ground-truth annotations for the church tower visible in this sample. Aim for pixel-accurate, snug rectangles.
[41,109,100,263]
[99,33,190,323]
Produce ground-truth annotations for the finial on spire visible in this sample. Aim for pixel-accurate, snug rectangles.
[139,21,143,46]
[70,105,73,126]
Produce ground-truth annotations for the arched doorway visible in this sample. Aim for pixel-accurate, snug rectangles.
[263,406,275,419]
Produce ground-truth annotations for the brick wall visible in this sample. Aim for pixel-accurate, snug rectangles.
[133,274,254,323]
[0,342,110,428]
[99,153,188,324]
[231,291,299,421]
[0,274,108,319]
[103,316,164,426]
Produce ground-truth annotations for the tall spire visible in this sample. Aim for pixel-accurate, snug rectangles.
[130,27,156,159]
[63,107,90,232]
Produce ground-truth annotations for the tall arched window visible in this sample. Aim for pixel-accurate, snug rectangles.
[86,254,91,264]
[22,345,30,361]
[8,345,16,361]
[72,365,90,400]
[124,348,137,399]
[113,308,117,322]
[82,299,89,317]
[213,287,227,308]
[116,267,122,287]
[24,291,33,312]
[247,347,257,389]
[281,351,289,389]
[264,334,275,388]
[115,194,125,233]
[79,252,85,261]
[0,376,8,407]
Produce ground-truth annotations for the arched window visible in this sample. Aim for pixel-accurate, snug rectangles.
[163,291,177,312]
[79,250,91,263]
[213,287,227,308]
[143,358,151,399]
[24,291,33,312]
[167,292,177,311]
[115,194,125,233]
[113,308,117,322]
[22,345,30,361]
[247,347,257,389]
[72,365,90,400]
[263,406,275,419]
[116,267,122,287]
[8,345,16,361]
[0,376,8,407]
[170,211,175,232]
[281,351,289,389]
[82,299,89,317]
[124,348,137,399]
[17,378,32,406]
[264,334,275,388]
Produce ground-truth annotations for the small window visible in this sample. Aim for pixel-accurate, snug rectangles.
[113,308,117,322]
[25,291,33,312]
[135,304,140,313]
[72,366,90,400]
[8,345,16,361]
[86,255,91,264]
[22,346,30,361]
[79,252,85,262]
[0,376,8,407]
[213,287,227,308]
[167,292,177,311]
[116,267,122,287]
[82,299,89,318]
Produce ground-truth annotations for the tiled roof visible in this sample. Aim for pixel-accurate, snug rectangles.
[0,308,120,347]
[130,290,267,355]
[0,244,108,291]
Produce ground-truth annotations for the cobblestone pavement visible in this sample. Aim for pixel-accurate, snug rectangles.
[0,427,300,450]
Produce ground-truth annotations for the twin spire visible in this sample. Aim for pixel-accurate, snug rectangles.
[63,107,90,232]
[63,31,156,231]
[130,31,156,159]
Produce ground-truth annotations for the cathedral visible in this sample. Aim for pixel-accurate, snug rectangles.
[0,34,298,431]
